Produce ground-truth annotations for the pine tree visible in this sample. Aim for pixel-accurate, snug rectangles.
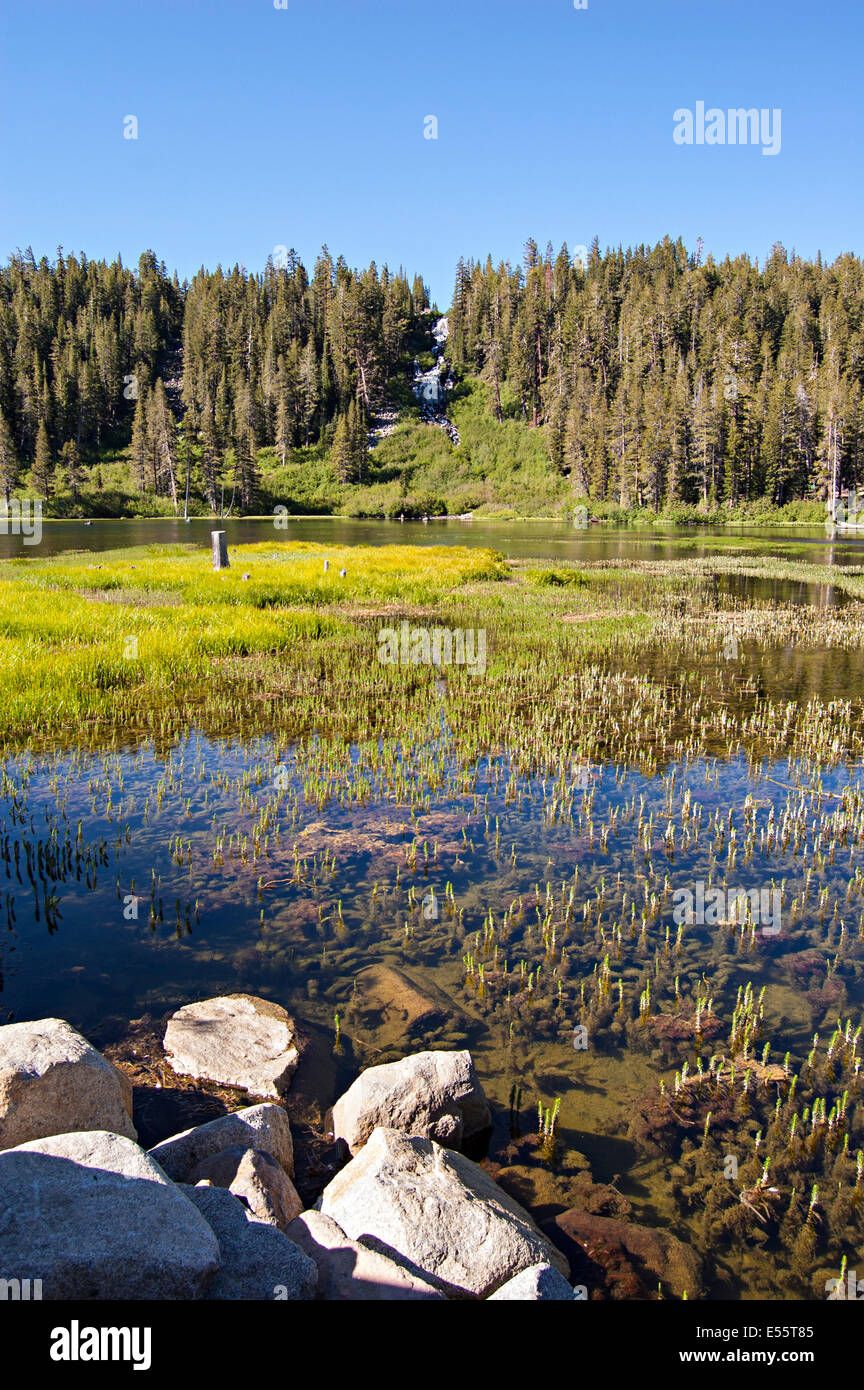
[412,275,429,313]
[330,413,354,484]
[57,439,81,502]
[0,408,18,506]
[31,420,53,498]
[348,398,368,482]
[298,340,319,445]
[200,396,219,512]
[233,382,259,511]
[274,364,292,466]
[131,390,150,492]
[641,376,667,510]
[148,379,178,508]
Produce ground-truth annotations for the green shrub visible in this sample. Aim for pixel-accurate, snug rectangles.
[525,567,588,587]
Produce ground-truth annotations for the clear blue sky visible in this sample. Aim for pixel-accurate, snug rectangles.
[1,0,861,306]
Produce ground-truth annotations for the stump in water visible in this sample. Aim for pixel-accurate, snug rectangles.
[211,530,229,570]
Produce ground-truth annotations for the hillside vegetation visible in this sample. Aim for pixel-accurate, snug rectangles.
[1,238,861,522]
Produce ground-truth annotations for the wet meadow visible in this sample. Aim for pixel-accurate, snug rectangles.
[1,530,863,1300]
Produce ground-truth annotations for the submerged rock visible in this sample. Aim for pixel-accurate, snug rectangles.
[346,964,464,1050]
[332,1049,491,1154]
[487,1263,577,1301]
[551,1209,703,1300]
[148,1102,294,1181]
[286,1210,444,1300]
[0,1017,136,1151]
[0,1130,220,1299]
[182,1184,316,1301]
[163,994,302,1100]
[320,1126,569,1298]
[191,1145,302,1229]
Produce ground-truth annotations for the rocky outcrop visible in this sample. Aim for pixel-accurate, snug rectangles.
[286,1210,444,1300]
[163,994,302,1100]
[487,1263,577,1301]
[0,1130,220,1299]
[149,1103,294,1182]
[182,1184,316,1301]
[191,1146,302,1229]
[0,1018,136,1151]
[332,1050,491,1154]
[320,1126,569,1298]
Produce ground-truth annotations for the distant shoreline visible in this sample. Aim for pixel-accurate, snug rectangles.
[17,513,838,531]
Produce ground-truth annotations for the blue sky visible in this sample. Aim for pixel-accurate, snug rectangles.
[1,0,861,305]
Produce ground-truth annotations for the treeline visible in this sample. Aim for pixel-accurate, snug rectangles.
[449,237,864,507]
[3,237,864,515]
[0,249,183,505]
[0,246,429,508]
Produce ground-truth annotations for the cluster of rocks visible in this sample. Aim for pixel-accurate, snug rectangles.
[0,1000,578,1301]
[368,406,400,447]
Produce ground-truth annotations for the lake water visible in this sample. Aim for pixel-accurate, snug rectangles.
[4,514,864,568]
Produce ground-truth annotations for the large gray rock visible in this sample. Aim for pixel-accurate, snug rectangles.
[0,1130,220,1299]
[487,1263,577,1300]
[149,1103,294,1181]
[286,1209,444,1301]
[0,1017,136,1150]
[164,994,302,1099]
[332,1049,491,1155]
[191,1146,302,1229]
[182,1184,316,1300]
[320,1126,569,1299]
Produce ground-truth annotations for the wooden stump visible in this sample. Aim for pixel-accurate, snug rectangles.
[211,530,229,570]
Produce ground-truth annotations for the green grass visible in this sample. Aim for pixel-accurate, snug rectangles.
[4,539,864,780]
[0,541,509,738]
[6,540,507,604]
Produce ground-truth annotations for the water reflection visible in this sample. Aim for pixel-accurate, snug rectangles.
[5,515,864,569]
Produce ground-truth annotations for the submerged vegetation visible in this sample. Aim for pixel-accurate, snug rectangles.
[1,534,863,1299]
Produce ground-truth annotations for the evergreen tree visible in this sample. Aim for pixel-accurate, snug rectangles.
[0,408,18,506]
[130,390,150,492]
[329,413,354,484]
[31,419,53,497]
[57,439,81,501]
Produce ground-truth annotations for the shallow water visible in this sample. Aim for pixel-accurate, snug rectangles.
[2,713,861,1300]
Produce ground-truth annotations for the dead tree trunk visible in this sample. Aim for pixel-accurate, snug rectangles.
[211,530,229,570]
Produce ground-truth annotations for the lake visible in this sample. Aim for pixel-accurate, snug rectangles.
[4,514,864,567]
